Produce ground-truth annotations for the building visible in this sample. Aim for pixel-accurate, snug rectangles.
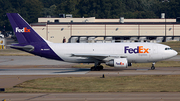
[31,14,180,43]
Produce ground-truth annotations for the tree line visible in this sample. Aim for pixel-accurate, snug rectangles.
[0,0,180,31]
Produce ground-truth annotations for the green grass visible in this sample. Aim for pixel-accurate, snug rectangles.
[5,75,180,93]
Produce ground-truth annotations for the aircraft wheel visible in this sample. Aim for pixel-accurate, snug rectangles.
[91,66,95,71]
[99,65,104,70]
[96,68,100,71]
[95,66,100,71]
[91,66,101,71]
[151,66,155,70]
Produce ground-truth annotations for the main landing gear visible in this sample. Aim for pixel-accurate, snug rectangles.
[151,62,155,70]
[91,65,103,71]
[91,62,104,71]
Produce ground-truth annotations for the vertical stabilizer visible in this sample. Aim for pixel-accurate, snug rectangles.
[7,13,45,44]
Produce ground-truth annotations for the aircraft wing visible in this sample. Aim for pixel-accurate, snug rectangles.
[71,53,125,61]
[71,53,108,57]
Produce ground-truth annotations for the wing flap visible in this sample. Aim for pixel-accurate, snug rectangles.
[71,53,108,57]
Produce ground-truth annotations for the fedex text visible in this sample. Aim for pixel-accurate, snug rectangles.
[124,46,149,54]
[16,27,30,33]
[116,62,124,65]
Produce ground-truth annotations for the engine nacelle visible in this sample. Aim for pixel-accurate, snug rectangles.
[106,58,128,68]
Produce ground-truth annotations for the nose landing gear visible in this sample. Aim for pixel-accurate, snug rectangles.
[151,62,155,70]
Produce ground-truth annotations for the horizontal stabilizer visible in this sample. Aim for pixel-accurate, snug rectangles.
[7,45,34,52]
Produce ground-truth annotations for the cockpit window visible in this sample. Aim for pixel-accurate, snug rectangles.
[165,48,172,50]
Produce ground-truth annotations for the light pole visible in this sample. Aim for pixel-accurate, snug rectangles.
[162,0,169,3]
[162,0,170,42]
[165,13,166,42]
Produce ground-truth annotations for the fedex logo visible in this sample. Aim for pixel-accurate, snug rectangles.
[16,27,30,33]
[124,46,149,54]
[116,62,124,65]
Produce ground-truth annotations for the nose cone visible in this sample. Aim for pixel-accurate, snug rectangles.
[163,50,178,60]
[173,50,178,56]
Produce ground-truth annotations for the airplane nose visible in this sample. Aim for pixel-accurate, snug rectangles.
[173,50,178,56]
[175,51,178,55]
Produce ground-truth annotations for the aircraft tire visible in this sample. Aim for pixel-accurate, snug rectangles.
[99,65,103,70]
[96,66,100,71]
[91,66,101,71]
[91,66,95,71]
[151,66,155,70]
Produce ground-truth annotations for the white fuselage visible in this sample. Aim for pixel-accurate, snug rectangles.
[48,42,177,63]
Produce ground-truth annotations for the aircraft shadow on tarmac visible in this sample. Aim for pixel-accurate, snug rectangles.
[0,68,151,75]
[53,68,149,73]
[100,68,149,71]
[0,68,89,71]
[53,68,148,73]
[53,68,90,74]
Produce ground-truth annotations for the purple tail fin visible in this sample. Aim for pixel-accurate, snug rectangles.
[7,13,45,44]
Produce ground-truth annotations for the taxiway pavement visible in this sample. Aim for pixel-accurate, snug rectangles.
[1,92,180,101]
[0,67,180,76]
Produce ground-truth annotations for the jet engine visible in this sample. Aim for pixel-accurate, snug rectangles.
[106,58,128,68]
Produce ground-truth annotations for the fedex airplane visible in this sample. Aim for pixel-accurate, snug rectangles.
[7,13,177,71]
